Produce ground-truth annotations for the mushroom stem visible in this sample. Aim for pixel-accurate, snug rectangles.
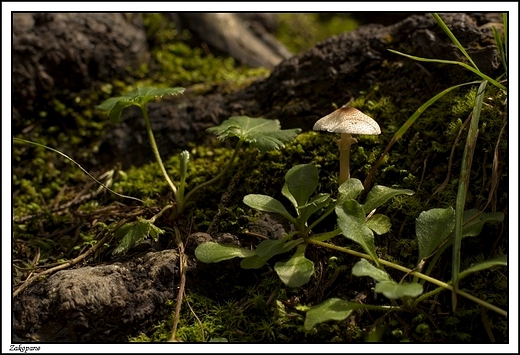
[338,133,358,185]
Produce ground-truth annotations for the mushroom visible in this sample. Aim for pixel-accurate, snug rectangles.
[313,106,381,185]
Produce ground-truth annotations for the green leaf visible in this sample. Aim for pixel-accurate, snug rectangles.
[374,281,423,300]
[304,298,364,330]
[255,236,291,258]
[352,259,392,282]
[113,219,165,254]
[362,185,414,215]
[97,86,185,123]
[274,244,314,287]
[194,242,255,263]
[282,164,319,208]
[416,207,456,260]
[366,214,391,235]
[337,178,364,202]
[240,255,270,269]
[243,194,296,225]
[297,194,333,226]
[388,50,505,91]
[207,116,301,151]
[336,200,379,265]
[460,209,504,237]
[458,255,507,281]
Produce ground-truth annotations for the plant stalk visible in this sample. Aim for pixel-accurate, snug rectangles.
[140,106,178,196]
[307,239,506,317]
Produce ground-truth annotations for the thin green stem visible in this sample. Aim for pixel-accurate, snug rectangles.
[307,239,507,317]
[140,106,178,196]
[183,138,244,205]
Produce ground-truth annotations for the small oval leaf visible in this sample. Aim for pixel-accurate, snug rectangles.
[304,298,363,330]
[366,214,392,235]
[243,194,296,224]
[336,200,379,265]
[281,164,319,208]
[274,245,314,287]
[362,185,414,214]
[374,281,423,299]
[352,259,392,282]
[416,207,455,260]
[195,242,255,263]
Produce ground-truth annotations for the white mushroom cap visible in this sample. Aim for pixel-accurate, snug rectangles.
[313,107,381,135]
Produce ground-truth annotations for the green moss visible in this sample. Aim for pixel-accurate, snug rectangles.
[142,13,270,89]
[276,14,359,53]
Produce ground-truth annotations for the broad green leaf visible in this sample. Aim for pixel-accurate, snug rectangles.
[352,259,392,282]
[297,194,332,226]
[282,164,319,208]
[97,86,185,123]
[434,210,505,258]
[240,255,270,269]
[416,207,456,260]
[374,281,423,300]
[243,194,296,225]
[366,214,391,235]
[207,116,301,151]
[113,219,165,254]
[362,185,414,215]
[304,298,364,330]
[274,244,314,287]
[255,235,291,258]
[338,178,364,202]
[194,242,255,263]
[458,255,507,281]
[336,200,379,265]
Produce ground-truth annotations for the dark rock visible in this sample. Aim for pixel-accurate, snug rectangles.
[12,13,149,130]
[13,250,178,342]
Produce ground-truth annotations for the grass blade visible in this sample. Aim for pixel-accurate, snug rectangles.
[431,13,479,71]
[364,80,481,188]
[452,80,488,311]
[388,49,505,91]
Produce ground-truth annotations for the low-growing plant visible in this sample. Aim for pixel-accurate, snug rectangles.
[195,163,506,331]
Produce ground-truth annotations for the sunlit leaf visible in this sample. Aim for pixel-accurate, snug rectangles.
[194,242,255,263]
[207,116,301,151]
[352,259,392,282]
[282,164,319,208]
[374,281,423,299]
[243,194,296,225]
[338,178,364,202]
[97,86,185,123]
[113,219,165,254]
[366,214,391,235]
[274,244,314,287]
[304,298,364,330]
[336,200,379,265]
[458,254,507,281]
[362,185,414,215]
[416,207,455,260]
